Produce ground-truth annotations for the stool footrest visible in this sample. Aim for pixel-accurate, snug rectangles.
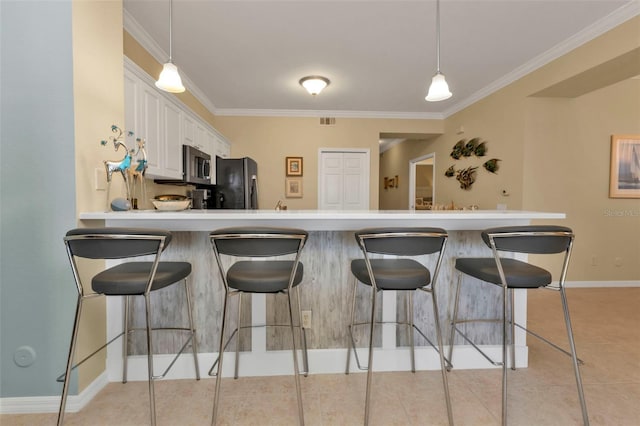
[152,334,197,380]
[346,321,453,371]
[514,322,585,365]
[56,331,125,382]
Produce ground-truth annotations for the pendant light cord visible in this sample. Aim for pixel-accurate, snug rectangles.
[435,0,441,73]
[168,0,174,63]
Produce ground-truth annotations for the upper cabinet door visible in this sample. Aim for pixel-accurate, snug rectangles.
[215,136,231,159]
[183,114,196,149]
[162,99,183,179]
[139,82,162,176]
[123,70,139,146]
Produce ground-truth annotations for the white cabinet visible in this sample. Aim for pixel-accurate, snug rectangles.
[161,99,183,179]
[215,135,231,159]
[123,71,139,148]
[204,130,217,157]
[125,68,177,179]
[138,83,162,177]
[183,115,212,154]
[196,124,208,153]
[183,114,196,149]
[124,62,232,181]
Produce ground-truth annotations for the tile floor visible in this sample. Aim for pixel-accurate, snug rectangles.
[3,287,639,425]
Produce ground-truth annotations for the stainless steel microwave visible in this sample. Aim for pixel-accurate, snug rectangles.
[183,145,211,185]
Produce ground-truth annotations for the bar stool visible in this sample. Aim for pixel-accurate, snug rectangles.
[209,227,308,425]
[345,227,453,426]
[448,225,588,425]
[57,228,200,426]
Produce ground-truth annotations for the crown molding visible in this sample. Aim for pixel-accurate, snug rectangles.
[123,9,218,115]
[214,108,444,120]
[443,1,640,118]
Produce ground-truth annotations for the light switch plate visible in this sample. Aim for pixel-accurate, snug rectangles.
[95,168,106,191]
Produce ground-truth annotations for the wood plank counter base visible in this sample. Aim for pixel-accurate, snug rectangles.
[79,210,564,381]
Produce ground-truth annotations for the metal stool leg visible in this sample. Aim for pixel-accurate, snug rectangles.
[431,280,454,426]
[408,291,416,373]
[510,288,516,370]
[287,290,305,426]
[143,294,156,426]
[447,272,463,370]
[184,278,201,380]
[57,295,83,426]
[123,295,130,383]
[234,293,242,379]
[364,285,377,425]
[345,274,358,374]
[560,286,590,425]
[296,286,309,376]
[501,284,508,426]
[212,291,230,425]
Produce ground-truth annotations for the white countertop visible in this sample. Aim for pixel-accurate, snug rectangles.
[79,209,565,231]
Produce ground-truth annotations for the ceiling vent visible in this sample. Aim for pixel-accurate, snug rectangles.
[319,117,336,126]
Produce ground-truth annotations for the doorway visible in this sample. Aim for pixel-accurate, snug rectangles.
[409,153,435,210]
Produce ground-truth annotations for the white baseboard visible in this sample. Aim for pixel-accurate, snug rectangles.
[117,344,521,382]
[564,280,640,288]
[0,371,108,415]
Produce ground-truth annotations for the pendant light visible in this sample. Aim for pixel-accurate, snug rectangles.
[425,0,452,102]
[156,0,185,93]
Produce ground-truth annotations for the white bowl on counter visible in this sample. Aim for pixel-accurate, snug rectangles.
[151,195,191,211]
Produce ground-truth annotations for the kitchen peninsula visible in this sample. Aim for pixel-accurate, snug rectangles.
[79,209,564,381]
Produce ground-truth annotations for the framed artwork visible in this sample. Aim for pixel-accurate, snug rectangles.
[286,157,303,176]
[609,134,640,198]
[285,177,303,198]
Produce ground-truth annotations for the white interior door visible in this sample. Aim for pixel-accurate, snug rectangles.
[319,149,370,210]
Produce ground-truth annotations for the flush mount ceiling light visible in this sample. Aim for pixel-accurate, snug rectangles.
[299,76,330,96]
[156,0,185,93]
[425,0,452,102]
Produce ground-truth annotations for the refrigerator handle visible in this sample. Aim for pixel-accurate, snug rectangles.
[250,175,258,209]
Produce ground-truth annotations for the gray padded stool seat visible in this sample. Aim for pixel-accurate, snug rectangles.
[448,225,589,426]
[226,260,304,293]
[345,227,453,426]
[209,227,308,425]
[57,228,200,426]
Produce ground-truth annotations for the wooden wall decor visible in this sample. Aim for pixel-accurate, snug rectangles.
[384,175,399,189]
[445,137,501,190]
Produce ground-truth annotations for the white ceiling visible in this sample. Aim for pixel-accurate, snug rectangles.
[123,0,638,119]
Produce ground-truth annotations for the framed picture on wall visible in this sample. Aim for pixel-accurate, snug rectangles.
[609,134,640,198]
[286,157,303,176]
[285,178,303,198]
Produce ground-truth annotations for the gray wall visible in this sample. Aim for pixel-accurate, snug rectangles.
[1,1,78,397]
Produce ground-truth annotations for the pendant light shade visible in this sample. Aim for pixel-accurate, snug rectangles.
[156,0,185,94]
[425,0,452,102]
[426,72,452,102]
[156,62,185,93]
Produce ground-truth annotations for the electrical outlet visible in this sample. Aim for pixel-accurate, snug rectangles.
[301,310,312,329]
[615,257,623,267]
[591,255,598,266]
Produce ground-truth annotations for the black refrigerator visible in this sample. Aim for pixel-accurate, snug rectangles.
[215,156,258,209]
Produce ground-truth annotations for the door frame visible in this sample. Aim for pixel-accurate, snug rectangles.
[408,153,435,209]
[318,148,370,210]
